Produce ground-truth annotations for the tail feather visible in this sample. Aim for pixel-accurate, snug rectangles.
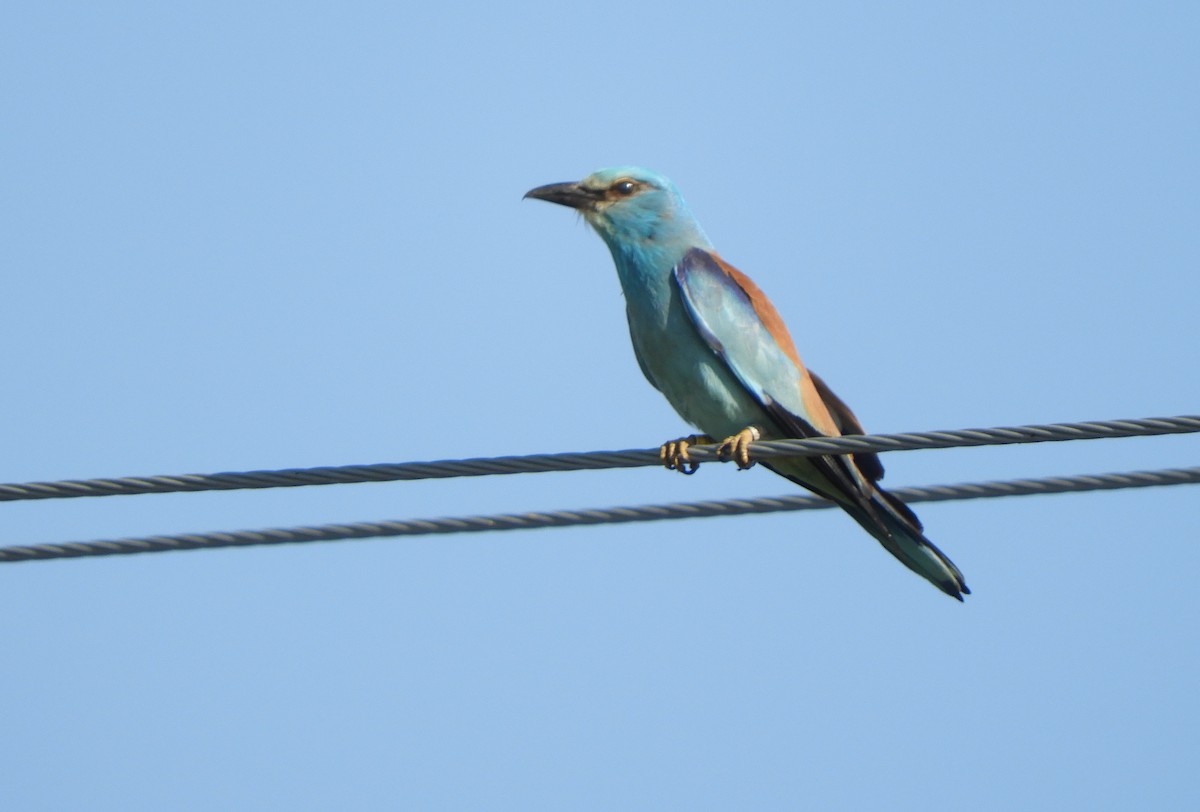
[763,457,969,599]
[845,489,970,600]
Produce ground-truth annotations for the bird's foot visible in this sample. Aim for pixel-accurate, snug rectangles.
[659,434,713,475]
[716,426,761,470]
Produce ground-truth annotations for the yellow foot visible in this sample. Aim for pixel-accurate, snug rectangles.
[659,434,713,475]
[716,426,761,470]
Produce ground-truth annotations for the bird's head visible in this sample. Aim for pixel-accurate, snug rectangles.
[525,167,710,257]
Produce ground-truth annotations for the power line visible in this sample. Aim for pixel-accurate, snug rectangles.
[0,415,1196,503]
[2,465,1196,564]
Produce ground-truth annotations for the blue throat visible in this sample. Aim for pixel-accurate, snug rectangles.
[596,219,713,299]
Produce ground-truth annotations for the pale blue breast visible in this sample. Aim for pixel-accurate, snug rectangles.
[622,272,770,439]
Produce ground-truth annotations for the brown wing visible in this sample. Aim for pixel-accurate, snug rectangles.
[808,371,885,484]
[809,371,928,532]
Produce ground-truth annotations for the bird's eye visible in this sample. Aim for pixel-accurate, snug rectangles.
[612,180,638,196]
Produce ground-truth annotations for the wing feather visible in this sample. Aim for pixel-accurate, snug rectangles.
[672,248,879,517]
[672,248,963,598]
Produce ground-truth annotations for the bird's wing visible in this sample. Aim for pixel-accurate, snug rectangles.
[809,370,885,484]
[672,249,829,429]
[674,248,962,596]
[672,248,878,508]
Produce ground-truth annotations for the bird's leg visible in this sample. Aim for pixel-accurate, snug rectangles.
[659,434,713,475]
[716,426,761,470]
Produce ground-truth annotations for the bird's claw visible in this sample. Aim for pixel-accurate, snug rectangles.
[716,426,761,470]
[659,434,712,475]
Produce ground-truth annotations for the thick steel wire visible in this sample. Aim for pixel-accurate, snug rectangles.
[1,466,1197,564]
[0,415,1197,503]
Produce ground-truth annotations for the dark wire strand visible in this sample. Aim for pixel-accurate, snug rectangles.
[0,415,1196,503]
[2,465,1196,564]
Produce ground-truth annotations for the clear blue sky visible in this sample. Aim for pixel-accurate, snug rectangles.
[4,2,1198,809]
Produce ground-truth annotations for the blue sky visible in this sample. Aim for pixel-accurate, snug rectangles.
[4,2,1198,809]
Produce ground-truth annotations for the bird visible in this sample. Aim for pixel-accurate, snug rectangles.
[525,167,969,600]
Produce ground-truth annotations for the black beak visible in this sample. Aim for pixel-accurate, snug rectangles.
[523,181,602,210]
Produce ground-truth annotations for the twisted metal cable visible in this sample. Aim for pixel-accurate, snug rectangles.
[0,415,1196,503]
[2,465,1196,564]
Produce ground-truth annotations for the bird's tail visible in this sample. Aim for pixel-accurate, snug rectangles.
[764,456,969,600]
[844,487,970,601]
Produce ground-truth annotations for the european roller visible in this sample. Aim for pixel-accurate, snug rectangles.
[526,167,969,600]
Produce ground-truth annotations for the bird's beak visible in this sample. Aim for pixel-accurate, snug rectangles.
[523,181,602,210]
